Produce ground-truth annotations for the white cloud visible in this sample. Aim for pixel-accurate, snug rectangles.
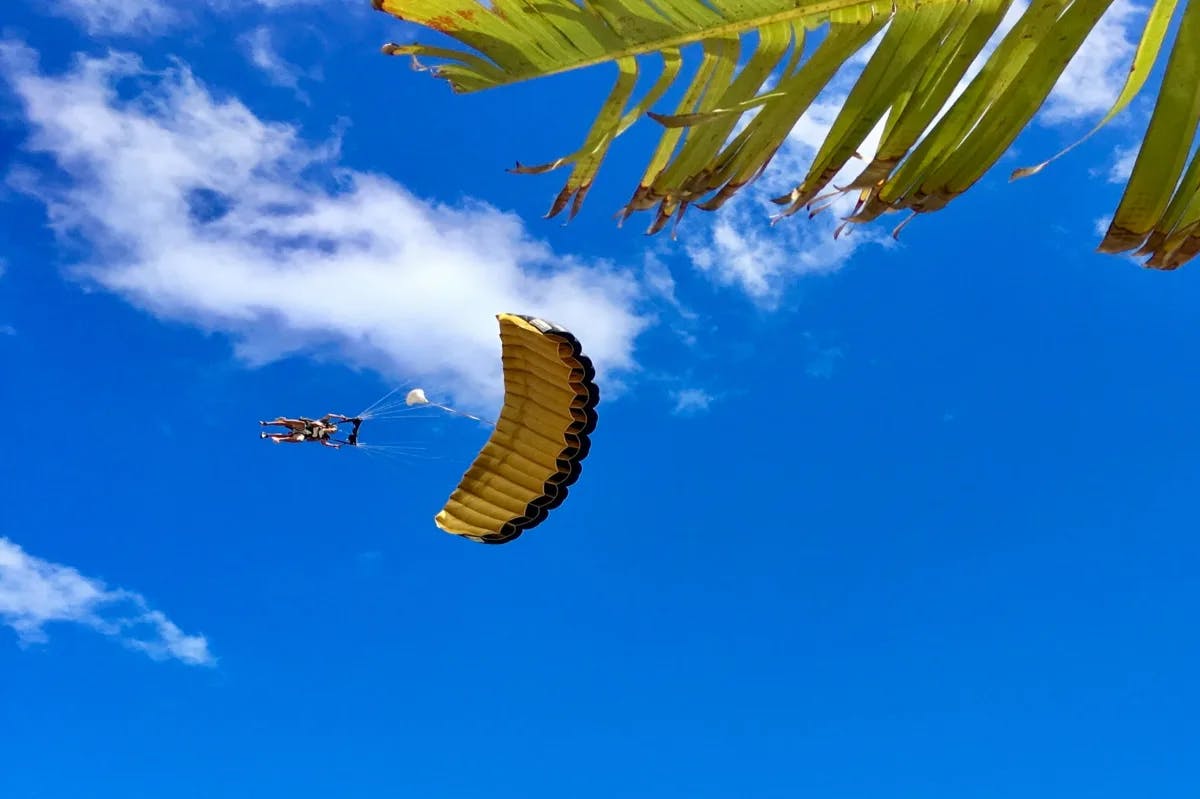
[642,252,695,319]
[681,38,897,305]
[1107,142,1139,182]
[679,0,1140,304]
[43,0,345,36]
[804,341,843,379]
[685,196,888,305]
[1,43,648,411]
[670,388,714,416]
[911,0,1140,130]
[1043,0,1142,125]
[0,537,213,665]
[937,1,1027,126]
[0,258,9,334]
[245,0,325,7]
[48,0,176,36]
[241,26,306,94]
[1092,214,1144,264]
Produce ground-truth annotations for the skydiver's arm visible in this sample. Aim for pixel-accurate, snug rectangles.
[321,440,342,449]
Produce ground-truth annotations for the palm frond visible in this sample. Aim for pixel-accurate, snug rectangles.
[375,0,1200,270]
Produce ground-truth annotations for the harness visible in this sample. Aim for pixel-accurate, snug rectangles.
[303,422,330,440]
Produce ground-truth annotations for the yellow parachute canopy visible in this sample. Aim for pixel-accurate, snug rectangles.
[433,313,599,545]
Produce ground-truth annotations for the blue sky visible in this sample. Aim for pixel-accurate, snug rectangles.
[3,0,1200,796]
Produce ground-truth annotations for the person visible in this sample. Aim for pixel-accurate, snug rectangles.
[260,413,359,449]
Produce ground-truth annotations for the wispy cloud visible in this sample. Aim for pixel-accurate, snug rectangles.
[0,537,213,665]
[670,388,715,417]
[1,42,649,412]
[683,191,888,306]
[42,0,355,36]
[48,0,176,36]
[679,0,1143,304]
[1022,0,1146,188]
[1041,0,1143,125]
[804,337,844,380]
[1106,142,1139,183]
[680,34,897,306]
[241,26,307,96]
[642,252,695,320]
[238,0,328,8]
[0,257,9,335]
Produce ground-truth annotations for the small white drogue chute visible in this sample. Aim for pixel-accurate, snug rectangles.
[402,387,491,424]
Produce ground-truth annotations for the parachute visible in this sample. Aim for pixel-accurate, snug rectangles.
[268,314,599,543]
[421,313,599,545]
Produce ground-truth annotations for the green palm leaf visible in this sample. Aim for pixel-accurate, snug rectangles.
[374,0,1200,270]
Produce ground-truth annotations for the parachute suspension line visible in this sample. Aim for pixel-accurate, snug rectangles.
[355,405,441,422]
[358,386,495,425]
[350,441,439,467]
[366,396,421,415]
[352,442,441,464]
[404,388,495,427]
[426,403,494,426]
[352,412,441,422]
[358,388,441,421]
[358,385,408,419]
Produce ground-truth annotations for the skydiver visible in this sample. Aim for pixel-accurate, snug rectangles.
[259,413,360,449]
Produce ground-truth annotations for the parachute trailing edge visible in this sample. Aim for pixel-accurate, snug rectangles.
[433,313,599,545]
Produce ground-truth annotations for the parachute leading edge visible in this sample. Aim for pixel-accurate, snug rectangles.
[433,313,599,545]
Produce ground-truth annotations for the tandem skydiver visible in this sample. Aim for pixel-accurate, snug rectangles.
[259,413,363,449]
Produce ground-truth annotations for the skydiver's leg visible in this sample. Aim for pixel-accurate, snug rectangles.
[260,418,305,432]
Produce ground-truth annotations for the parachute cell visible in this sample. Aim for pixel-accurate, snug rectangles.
[434,313,599,545]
